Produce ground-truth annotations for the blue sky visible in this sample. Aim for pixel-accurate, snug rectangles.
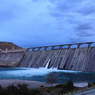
[0,0,95,48]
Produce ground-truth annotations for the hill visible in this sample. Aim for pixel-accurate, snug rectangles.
[0,42,22,50]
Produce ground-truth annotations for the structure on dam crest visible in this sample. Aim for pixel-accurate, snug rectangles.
[0,42,95,71]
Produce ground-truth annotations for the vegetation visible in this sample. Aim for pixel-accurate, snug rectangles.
[29,89,42,95]
[59,80,74,94]
[0,81,95,95]
[46,73,58,87]
[0,84,41,95]
[66,80,74,90]
[55,84,67,88]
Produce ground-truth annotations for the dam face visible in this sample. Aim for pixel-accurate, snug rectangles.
[18,42,95,72]
[0,42,95,71]
[19,47,95,71]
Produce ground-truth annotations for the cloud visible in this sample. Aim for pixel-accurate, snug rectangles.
[75,23,95,38]
[75,23,92,31]
[48,0,95,43]
[76,0,95,15]
[0,0,52,47]
[0,0,24,21]
[0,0,95,48]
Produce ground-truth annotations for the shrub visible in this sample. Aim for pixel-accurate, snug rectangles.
[66,80,74,91]
[55,84,66,88]
[17,83,29,95]
[1,89,7,95]
[0,85,5,95]
[60,88,67,94]
[7,85,18,95]
[92,82,95,85]
[17,83,28,90]
[40,85,44,88]
[88,83,91,87]
[29,89,41,95]
[0,85,3,92]
[0,84,31,95]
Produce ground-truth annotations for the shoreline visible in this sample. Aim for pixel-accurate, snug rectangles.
[0,79,57,88]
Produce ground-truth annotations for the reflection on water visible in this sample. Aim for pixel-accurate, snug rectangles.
[0,67,95,83]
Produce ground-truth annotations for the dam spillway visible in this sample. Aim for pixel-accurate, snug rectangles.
[18,48,92,71]
[1,42,95,71]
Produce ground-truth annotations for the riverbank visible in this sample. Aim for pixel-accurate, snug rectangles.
[0,79,57,88]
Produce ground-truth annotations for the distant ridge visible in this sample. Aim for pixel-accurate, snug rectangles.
[0,41,22,50]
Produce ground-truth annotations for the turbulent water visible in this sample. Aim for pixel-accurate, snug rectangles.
[0,67,95,83]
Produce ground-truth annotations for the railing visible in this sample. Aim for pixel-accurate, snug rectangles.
[28,42,95,51]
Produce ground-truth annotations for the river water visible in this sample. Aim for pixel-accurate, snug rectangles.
[0,67,95,83]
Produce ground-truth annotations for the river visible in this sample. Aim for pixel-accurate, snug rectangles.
[0,67,95,83]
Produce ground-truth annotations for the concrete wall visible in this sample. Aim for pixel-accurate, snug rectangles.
[0,51,24,67]
[19,47,95,71]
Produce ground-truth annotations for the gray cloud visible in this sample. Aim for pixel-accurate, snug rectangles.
[76,0,95,15]
[49,0,83,13]
[69,37,83,44]
[0,0,95,48]
[48,0,95,43]
[75,23,92,31]
[76,30,94,37]
[77,7,95,15]
[75,23,95,37]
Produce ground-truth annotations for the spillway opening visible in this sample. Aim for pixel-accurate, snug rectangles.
[45,59,50,68]
[53,46,60,50]
[62,46,68,49]
[80,44,88,48]
[91,43,95,47]
[70,45,77,48]
[46,47,52,50]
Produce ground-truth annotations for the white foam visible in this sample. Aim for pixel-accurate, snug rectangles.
[45,59,50,68]
[1,67,81,77]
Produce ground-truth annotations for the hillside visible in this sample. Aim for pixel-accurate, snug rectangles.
[0,42,22,50]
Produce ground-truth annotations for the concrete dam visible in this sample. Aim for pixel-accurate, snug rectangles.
[0,49,25,67]
[0,42,95,71]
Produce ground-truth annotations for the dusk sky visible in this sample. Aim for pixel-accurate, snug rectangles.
[0,0,95,48]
